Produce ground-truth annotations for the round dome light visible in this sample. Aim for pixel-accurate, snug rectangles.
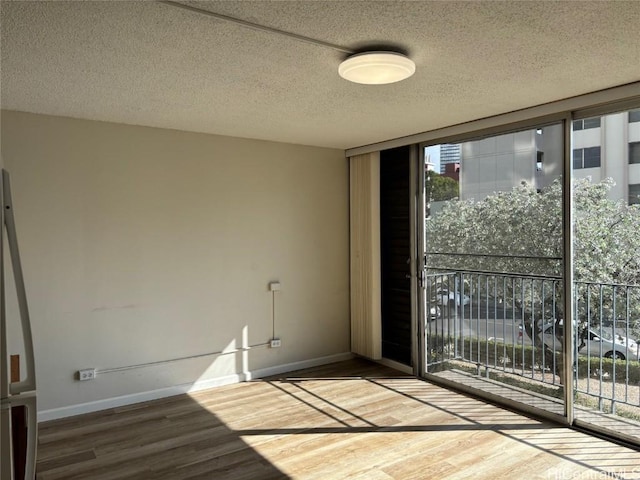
[338,51,415,85]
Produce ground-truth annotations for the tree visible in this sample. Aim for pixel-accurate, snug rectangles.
[426,179,562,277]
[425,178,640,356]
[427,178,640,283]
[426,171,459,202]
[573,179,640,286]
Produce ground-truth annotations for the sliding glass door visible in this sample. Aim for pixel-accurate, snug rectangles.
[571,108,640,444]
[420,122,568,420]
[416,105,640,446]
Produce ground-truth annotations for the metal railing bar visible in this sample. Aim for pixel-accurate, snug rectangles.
[426,268,562,280]
[426,252,562,260]
[423,270,640,411]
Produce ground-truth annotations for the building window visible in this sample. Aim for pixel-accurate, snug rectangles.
[629,184,640,205]
[629,109,640,123]
[630,142,640,164]
[573,146,601,169]
[536,151,544,171]
[572,117,601,131]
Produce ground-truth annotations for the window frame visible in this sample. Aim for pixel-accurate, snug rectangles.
[629,142,640,165]
[628,183,640,205]
[572,117,601,131]
[572,146,601,169]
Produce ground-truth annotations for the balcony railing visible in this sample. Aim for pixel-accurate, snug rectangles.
[425,270,640,415]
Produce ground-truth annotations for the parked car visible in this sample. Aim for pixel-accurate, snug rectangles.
[428,304,441,321]
[435,287,470,307]
[534,321,640,361]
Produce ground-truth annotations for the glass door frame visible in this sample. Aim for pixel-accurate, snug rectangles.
[414,116,571,427]
[561,113,574,422]
[411,96,640,445]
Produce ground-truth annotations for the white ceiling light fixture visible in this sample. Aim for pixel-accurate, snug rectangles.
[338,51,415,85]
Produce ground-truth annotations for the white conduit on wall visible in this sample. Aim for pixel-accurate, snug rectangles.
[349,152,382,360]
[96,343,270,375]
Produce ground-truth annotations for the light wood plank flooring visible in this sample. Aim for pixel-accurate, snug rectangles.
[36,359,640,479]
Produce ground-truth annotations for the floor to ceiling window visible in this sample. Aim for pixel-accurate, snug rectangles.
[571,109,640,444]
[417,103,640,445]
[343,85,640,446]
[421,122,567,420]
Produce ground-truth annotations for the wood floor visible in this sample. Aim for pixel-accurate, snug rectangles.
[36,359,640,480]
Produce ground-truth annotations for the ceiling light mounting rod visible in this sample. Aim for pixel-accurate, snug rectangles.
[158,1,355,54]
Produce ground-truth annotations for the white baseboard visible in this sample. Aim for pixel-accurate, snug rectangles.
[38,352,353,422]
[247,352,353,380]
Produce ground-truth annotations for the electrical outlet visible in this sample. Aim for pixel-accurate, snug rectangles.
[270,338,281,348]
[78,368,96,381]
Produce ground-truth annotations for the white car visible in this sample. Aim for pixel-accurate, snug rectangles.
[435,287,470,307]
[539,322,640,361]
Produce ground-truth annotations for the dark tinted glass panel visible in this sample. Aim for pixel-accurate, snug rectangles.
[629,110,640,123]
[573,149,583,169]
[629,184,640,205]
[583,117,601,129]
[572,120,583,131]
[630,142,640,164]
[583,146,601,168]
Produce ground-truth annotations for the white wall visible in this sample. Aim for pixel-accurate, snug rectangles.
[602,113,627,201]
[572,113,640,202]
[630,120,640,143]
[572,126,601,149]
[460,130,536,201]
[1,111,350,416]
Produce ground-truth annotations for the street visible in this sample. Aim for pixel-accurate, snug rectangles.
[426,312,534,347]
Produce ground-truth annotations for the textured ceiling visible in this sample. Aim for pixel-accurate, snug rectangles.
[1,1,639,149]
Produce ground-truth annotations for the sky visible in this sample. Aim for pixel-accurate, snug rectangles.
[424,145,441,172]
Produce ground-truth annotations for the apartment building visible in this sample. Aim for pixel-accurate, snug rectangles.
[572,109,640,204]
[452,109,640,203]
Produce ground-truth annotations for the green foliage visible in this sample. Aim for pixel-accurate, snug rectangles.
[426,180,563,276]
[425,178,640,335]
[429,335,640,384]
[573,179,640,286]
[576,355,640,384]
[426,178,640,284]
[426,171,459,202]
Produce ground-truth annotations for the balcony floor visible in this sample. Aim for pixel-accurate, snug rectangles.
[36,358,640,480]
[434,367,640,445]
